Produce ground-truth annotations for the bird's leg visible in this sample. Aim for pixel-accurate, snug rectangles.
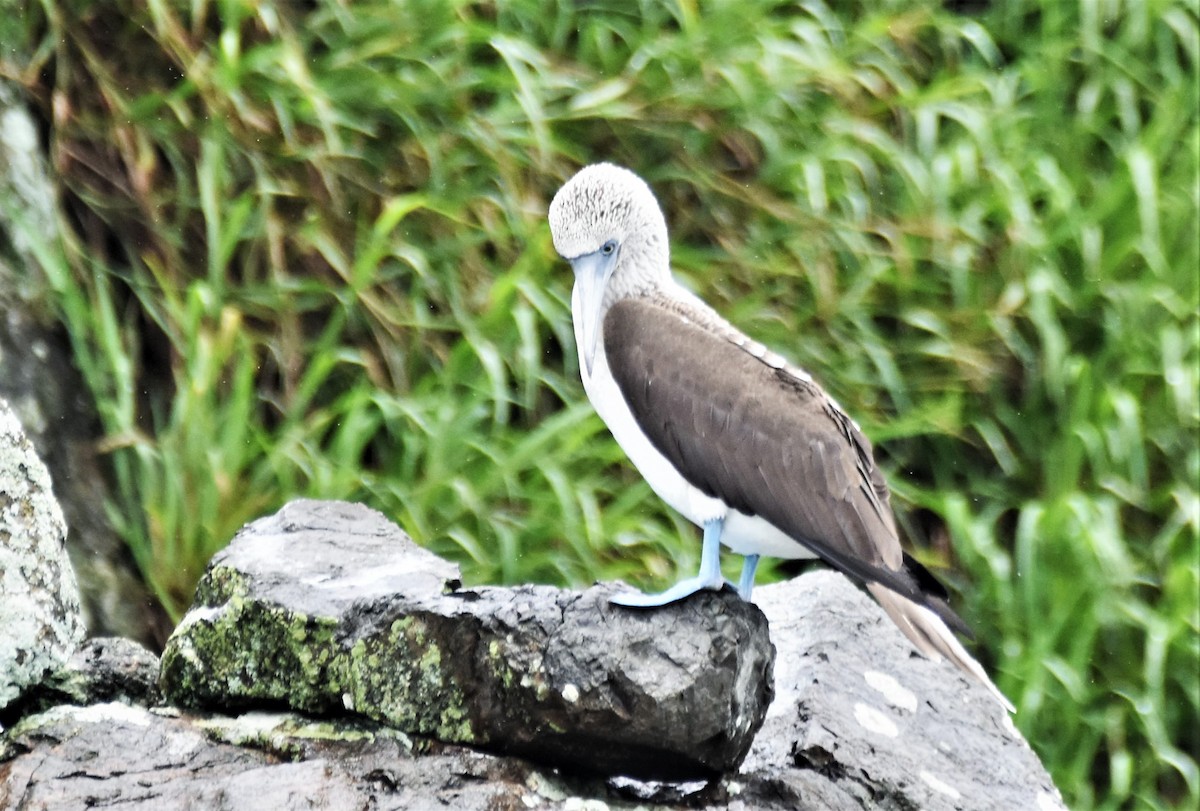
[610,517,727,607]
[737,554,760,601]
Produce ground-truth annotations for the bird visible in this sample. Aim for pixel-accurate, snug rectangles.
[547,162,1013,711]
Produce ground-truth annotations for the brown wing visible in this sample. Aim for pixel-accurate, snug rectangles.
[604,295,968,630]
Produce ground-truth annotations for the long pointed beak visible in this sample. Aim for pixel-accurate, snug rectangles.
[569,250,617,376]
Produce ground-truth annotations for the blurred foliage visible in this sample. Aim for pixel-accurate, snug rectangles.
[1,0,1197,807]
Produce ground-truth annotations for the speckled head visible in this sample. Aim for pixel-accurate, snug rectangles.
[549,163,674,374]
[548,163,670,287]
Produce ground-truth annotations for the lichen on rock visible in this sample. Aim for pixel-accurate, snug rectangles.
[160,499,775,780]
[0,399,86,713]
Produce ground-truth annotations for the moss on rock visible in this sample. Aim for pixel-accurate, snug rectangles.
[158,500,773,780]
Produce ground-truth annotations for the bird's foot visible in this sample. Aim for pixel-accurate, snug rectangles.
[610,574,732,608]
[612,517,737,608]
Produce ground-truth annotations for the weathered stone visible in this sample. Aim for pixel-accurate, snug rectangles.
[0,703,572,810]
[1,499,1066,809]
[160,499,775,781]
[8,637,160,719]
[737,571,1066,811]
[0,78,166,648]
[0,399,86,713]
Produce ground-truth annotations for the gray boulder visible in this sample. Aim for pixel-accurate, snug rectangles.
[736,571,1066,811]
[160,499,775,780]
[0,399,86,714]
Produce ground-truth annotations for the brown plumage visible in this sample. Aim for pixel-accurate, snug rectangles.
[549,163,1014,711]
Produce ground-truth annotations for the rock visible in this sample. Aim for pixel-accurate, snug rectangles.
[8,637,161,717]
[0,79,166,649]
[160,499,775,781]
[736,571,1066,811]
[0,399,86,714]
[0,703,574,810]
[1,496,1065,809]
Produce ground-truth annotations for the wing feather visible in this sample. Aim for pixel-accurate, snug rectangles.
[603,295,961,620]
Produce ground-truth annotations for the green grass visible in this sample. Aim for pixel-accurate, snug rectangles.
[2,0,1197,807]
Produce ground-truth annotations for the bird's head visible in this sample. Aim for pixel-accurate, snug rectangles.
[548,163,670,374]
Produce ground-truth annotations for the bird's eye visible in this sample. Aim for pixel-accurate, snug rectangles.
[600,239,618,256]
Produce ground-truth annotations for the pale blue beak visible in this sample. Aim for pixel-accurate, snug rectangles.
[569,249,618,376]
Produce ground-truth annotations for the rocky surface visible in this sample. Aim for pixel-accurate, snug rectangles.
[0,399,86,714]
[0,487,1066,809]
[6,637,161,719]
[1,704,563,811]
[0,79,165,648]
[160,499,775,780]
[744,572,1065,811]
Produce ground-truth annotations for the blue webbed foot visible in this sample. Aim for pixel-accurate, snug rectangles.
[610,572,729,607]
[611,516,732,608]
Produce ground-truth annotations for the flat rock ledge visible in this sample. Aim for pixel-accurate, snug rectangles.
[159,499,774,781]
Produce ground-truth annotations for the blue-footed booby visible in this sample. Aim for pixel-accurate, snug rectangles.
[548,163,1013,711]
